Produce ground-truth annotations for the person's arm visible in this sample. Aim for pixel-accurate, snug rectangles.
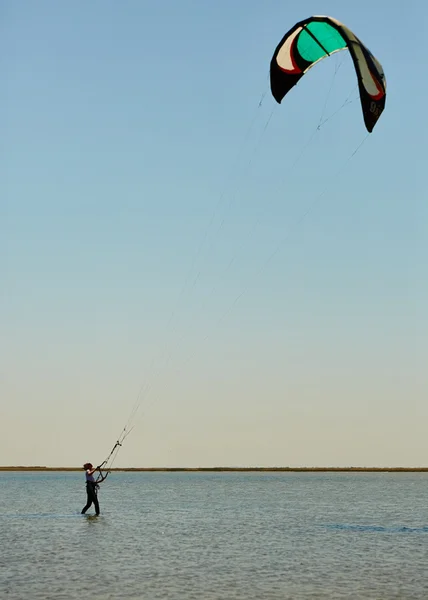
[87,467,98,476]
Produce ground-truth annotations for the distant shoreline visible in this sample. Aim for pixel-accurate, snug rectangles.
[1,466,428,473]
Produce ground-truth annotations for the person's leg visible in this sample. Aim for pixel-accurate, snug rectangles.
[81,488,93,514]
[93,491,100,515]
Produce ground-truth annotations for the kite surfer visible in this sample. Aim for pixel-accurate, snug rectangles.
[81,462,107,516]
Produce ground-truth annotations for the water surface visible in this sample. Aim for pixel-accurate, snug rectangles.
[1,471,427,599]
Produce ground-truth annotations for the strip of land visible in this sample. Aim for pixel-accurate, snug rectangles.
[1,466,427,472]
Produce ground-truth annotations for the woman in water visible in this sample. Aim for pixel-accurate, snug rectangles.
[81,462,107,516]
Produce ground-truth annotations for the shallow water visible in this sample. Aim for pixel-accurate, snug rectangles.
[1,471,427,599]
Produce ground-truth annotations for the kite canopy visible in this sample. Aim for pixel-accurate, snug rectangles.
[270,15,386,132]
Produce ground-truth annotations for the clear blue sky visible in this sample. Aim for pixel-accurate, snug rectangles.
[2,1,427,467]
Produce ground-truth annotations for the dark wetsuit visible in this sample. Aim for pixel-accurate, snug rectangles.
[81,471,100,515]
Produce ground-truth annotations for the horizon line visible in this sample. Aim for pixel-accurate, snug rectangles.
[1,466,428,473]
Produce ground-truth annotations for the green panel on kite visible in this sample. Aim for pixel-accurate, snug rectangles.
[297,22,347,63]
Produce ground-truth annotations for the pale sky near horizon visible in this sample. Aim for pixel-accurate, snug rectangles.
[2,1,427,468]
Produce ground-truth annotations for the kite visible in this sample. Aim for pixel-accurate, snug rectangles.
[270,16,386,132]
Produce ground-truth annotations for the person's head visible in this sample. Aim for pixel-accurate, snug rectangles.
[83,462,93,470]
